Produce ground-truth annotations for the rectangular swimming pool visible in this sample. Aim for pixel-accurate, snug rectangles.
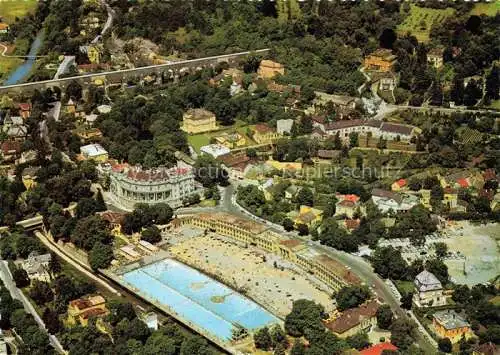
[122,259,280,341]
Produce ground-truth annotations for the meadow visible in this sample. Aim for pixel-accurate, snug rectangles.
[470,2,499,16]
[0,0,38,23]
[397,4,455,43]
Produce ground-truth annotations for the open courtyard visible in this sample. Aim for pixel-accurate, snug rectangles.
[169,233,336,318]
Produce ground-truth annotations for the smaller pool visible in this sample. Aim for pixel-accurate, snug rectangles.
[122,259,280,341]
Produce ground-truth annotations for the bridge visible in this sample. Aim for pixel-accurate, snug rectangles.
[0,48,270,94]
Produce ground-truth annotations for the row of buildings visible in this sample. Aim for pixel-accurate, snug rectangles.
[173,212,360,292]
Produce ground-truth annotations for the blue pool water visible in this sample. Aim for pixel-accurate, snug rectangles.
[122,259,280,341]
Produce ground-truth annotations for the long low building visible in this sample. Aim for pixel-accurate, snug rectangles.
[174,213,360,291]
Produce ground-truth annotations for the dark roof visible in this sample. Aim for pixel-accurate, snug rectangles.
[325,300,380,334]
[317,150,340,159]
[371,188,402,204]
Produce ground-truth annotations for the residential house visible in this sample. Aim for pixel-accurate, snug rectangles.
[21,166,40,190]
[472,342,498,355]
[315,149,341,162]
[18,103,31,119]
[74,127,103,142]
[65,99,76,114]
[371,71,398,91]
[443,188,458,209]
[230,81,242,96]
[293,205,323,227]
[285,185,299,201]
[336,200,358,218]
[359,343,398,355]
[22,252,52,282]
[98,211,125,235]
[216,151,251,180]
[214,132,246,149]
[277,119,294,135]
[200,144,231,159]
[314,91,357,111]
[413,270,446,307]
[253,123,281,144]
[371,188,403,213]
[80,143,108,162]
[0,23,9,34]
[2,116,27,140]
[364,48,397,72]
[419,189,432,209]
[141,312,159,331]
[257,60,285,79]
[343,218,361,231]
[67,295,109,327]
[391,179,407,191]
[325,300,380,338]
[258,178,274,201]
[427,47,444,69]
[379,122,420,141]
[432,310,472,343]
[0,140,21,162]
[181,108,217,134]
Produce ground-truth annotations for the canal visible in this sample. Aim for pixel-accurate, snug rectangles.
[4,31,44,85]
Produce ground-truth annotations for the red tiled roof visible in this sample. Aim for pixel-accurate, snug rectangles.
[337,200,356,208]
[1,140,21,154]
[395,179,407,187]
[457,178,470,188]
[18,103,31,111]
[279,239,303,249]
[344,219,360,230]
[254,123,274,134]
[444,187,457,194]
[360,343,398,355]
[99,211,125,225]
[126,167,189,181]
[483,169,496,182]
[80,307,108,320]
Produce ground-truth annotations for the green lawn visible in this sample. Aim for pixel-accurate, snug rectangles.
[470,2,500,16]
[0,0,38,23]
[397,5,455,43]
[0,56,22,81]
[394,280,415,295]
[488,99,500,110]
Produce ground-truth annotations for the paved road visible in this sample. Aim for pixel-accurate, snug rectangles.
[0,261,65,353]
[92,0,115,44]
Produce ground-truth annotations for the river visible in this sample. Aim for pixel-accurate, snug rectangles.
[4,32,44,85]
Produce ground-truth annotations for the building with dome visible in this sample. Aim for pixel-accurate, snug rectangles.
[413,270,446,307]
[109,163,203,209]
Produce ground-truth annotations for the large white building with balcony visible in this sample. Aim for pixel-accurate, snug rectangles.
[109,163,202,209]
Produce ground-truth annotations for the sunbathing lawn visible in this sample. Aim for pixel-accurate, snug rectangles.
[394,280,415,295]
[397,5,455,43]
[0,0,38,23]
[187,121,256,153]
[470,2,500,16]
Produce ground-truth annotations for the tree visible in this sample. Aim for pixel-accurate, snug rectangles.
[12,267,30,288]
[155,203,173,224]
[438,337,452,353]
[29,280,53,305]
[451,284,470,304]
[95,189,107,211]
[346,332,370,350]
[425,258,449,285]
[141,225,162,244]
[284,299,325,339]
[71,215,112,250]
[485,65,499,101]
[75,197,99,219]
[114,318,151,344]
[297,223,309,236]
[142,332,176,355]
[295,187,314,206]
[349,132,359,148]
[270,325,288,348]
[371,246,408,280]
[254,326,272,350]
[376,305,394,330]
[282,218,294,232]
[274,343,286,355]
[66,80,82,101]
[390,318,416,350]
[335,285,371,311]
[42,307,62,334]
[180,336,213,355]
[400,292,413,310]
[49,253,62,277]
[108,300,137,326]
[290,339,306,355]
[88,242,114,271]
[434,242,448,259]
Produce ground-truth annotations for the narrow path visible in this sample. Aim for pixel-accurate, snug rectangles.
[0,43,45,59]
[34,230,121,296]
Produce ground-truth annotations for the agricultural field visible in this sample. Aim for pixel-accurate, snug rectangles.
[470,2,499,16]
[397,4,455,43]
[0,0,38,23]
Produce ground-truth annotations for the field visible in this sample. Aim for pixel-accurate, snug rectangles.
[0,0,38,23]
[0,56,21,81]
[470,2,499,16]
[397,5,455,43]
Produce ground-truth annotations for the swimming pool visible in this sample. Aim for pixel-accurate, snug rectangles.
[122,259,280,341]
